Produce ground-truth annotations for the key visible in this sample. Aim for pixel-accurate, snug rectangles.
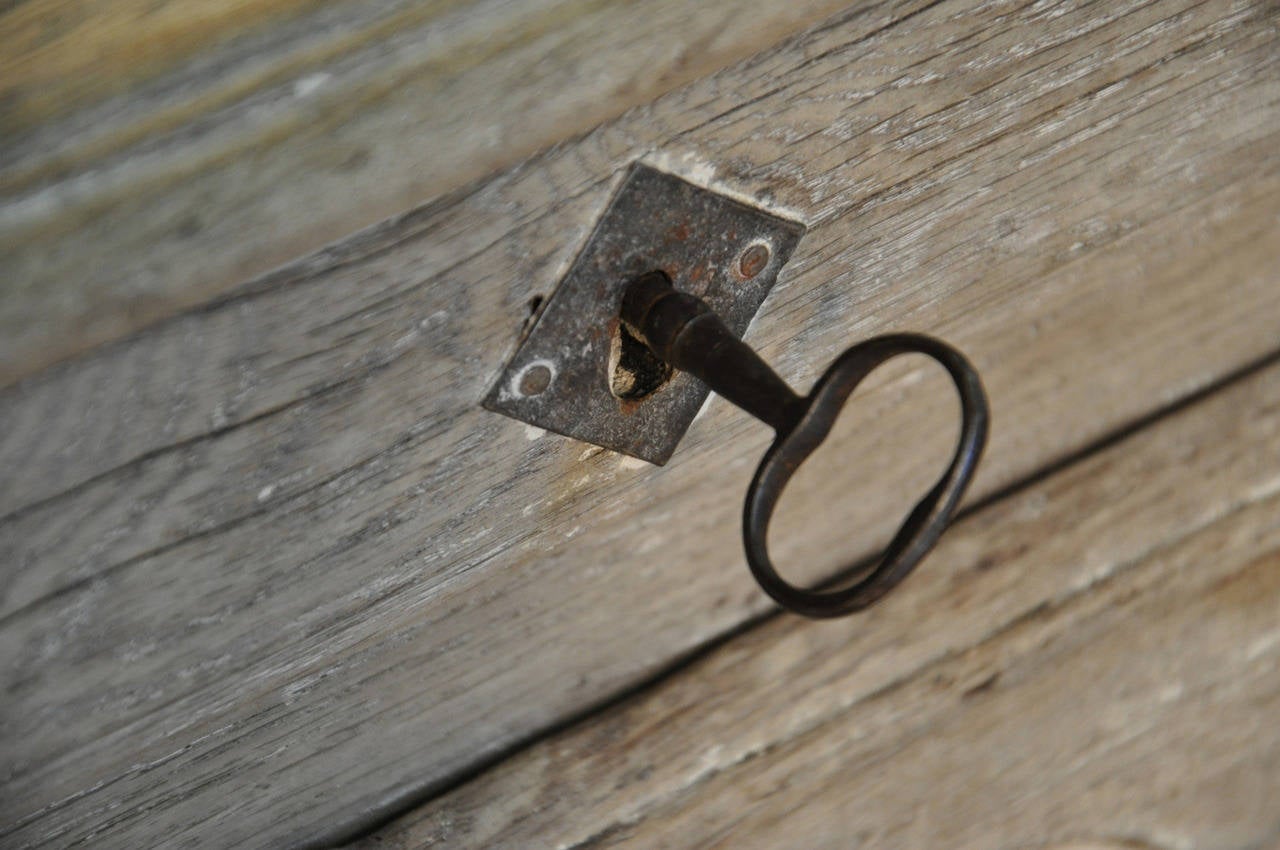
[620,270,990,618]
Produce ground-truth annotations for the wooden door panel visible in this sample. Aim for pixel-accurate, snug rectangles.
[2,0,1278,846]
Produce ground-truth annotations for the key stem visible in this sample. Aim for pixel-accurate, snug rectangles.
[620,271,806,433]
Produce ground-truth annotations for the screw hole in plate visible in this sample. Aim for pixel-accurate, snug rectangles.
[514,360,555,397]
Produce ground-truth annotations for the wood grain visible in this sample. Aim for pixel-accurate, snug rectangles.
[355,351,1280,850]
[0,0,853,385]
[2,0,1279,846]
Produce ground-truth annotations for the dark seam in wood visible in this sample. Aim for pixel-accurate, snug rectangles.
[378,490,1278,850]
[470,465,1280,850]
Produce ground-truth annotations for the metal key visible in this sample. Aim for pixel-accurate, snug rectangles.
[620,270,990,618]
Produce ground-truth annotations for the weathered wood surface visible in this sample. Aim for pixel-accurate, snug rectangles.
[358,360,1280,849]
[3,0,1280,846]
[0,0,852,385]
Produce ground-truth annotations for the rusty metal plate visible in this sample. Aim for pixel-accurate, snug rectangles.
[482,162,805,464]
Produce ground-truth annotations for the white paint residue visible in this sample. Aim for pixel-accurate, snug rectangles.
[1157,681,1185,704]
[419,310,448,331]
[257,484,276,503]
[524,424,547,441]
[646,149,717,186]
[643,150,808,223]
[293,72,332,98]
[1246,628,1280,662]
[636,533,663,555]
[1244,471,1280,504]
[898,367,926,387]
[392,328,420,350]
[618,455,648,471]
[691,392,717,423]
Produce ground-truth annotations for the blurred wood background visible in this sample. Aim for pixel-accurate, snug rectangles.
[2,0,1279,847]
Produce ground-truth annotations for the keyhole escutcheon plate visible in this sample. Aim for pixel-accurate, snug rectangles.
[482,163,805,464]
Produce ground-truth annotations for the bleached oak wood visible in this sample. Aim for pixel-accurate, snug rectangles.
[0,0,853,385]
[354,354,1280,850]
[2,0,1279,846]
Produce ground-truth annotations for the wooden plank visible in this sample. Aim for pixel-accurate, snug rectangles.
[353,350,1280,850]
[0,0,853,385]
[3,0,1280,846]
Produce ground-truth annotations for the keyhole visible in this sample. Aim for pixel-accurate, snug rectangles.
[609,322,672,400]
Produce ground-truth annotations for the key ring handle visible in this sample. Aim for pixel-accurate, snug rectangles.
[743,334,989,618]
